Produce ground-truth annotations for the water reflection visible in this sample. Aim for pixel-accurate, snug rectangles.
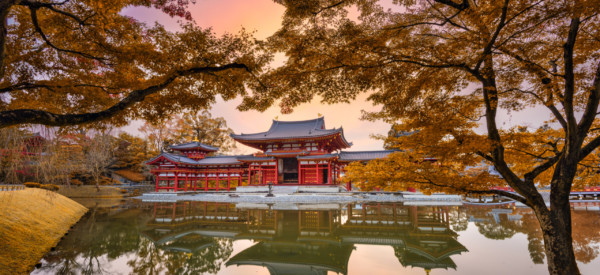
[35,200,600,275]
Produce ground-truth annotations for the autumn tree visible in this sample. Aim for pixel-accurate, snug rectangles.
[83,132,113,191]
[172,110,236,153]
[258,1,600,274]
[112,132,152,173]
[139,118,175,153]
[140,110,236,153]
[0,0,270,128]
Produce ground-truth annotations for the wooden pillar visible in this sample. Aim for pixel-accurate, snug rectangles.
[248,168,252,185]
[155,175,159,192]
[298,161,302,185]
[205,172,208,191]
[185,172,188,192]
[317,162,322,184]
[227,167,231,191]
[275,159,278,185]
[327,161,331,185]
[174,172,178,192]
[216,170,220,191]
[347,180,351,191]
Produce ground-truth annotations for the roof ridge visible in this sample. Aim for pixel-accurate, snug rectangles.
[272,117,324,124]
[341,150,398,153]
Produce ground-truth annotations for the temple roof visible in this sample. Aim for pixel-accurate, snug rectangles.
[170,141,219,152]
[147,152,199,165]
[197,155,243,165]
[338,150,397,162]
[237,155,275,162]
[295,150,396,161]
[297,153,338,160]
[230,117,352,146]
[146,152,245,166]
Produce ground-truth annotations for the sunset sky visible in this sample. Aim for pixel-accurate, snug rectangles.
[122,0,552,154]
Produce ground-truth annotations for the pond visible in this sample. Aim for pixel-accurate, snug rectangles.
[32,200,600,275]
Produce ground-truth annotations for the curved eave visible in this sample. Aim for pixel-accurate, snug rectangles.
[231,130,352,150]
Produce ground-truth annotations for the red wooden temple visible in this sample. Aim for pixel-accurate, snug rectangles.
[147,117,395,192]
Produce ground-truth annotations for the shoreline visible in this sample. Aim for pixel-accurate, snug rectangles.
[138,191,464,205]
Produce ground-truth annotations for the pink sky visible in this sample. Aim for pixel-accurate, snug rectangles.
[122,0,551,154]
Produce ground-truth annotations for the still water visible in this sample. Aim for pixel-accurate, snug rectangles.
[33,200,600,275]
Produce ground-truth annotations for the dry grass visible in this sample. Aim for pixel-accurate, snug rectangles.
[0,188,87,274]
[56,185,124,198]
[113,169,145,182]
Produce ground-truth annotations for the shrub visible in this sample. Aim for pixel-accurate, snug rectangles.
[71,179,83,187]
[24,182,41,188]
[40,184,60,191]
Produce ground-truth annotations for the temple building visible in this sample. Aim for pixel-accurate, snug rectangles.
[146,117,395,192]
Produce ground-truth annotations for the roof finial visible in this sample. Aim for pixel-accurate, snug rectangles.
[318,113,323,117]
[192,135,199,142]
[275,115,279,120]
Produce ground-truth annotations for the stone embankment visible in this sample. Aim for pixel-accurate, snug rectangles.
[139,190,463,205]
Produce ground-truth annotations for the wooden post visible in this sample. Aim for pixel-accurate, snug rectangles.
[155,175,159,192]
[185,172,188,192]
[174,172,178,192]
[347,180,351,191]
[275,159,278,185]
[227,167,231,191]
[298,161,302,185]
[216,170,220,191]
[327,161,331,185]
[205,172,208,191]
[317,162,322,184]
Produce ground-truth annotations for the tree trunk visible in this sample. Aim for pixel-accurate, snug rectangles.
[533,202,580,275]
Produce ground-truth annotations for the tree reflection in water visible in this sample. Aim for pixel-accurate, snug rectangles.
[34,200,600,274]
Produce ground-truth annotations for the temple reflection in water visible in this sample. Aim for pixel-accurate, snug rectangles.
[142,202,468,275]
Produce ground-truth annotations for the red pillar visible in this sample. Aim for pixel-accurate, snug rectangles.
[298,161,302,184]
[327,161,331,185]
[216,171,220,191]
[205,173,208,191]
[317,162,322,184]
[174,172,178,192]
[227,167,231,191]
[347,180,351,191]
[155,175,159,192]
[185,173,188,192]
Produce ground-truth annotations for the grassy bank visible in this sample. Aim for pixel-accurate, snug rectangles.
[0,188,87,274]
[57,185,124,198]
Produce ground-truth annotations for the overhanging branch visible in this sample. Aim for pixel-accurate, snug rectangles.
[0,63,250,128]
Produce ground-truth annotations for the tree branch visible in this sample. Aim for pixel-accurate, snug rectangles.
[562,17,581,135]
[577,60,600,137]
[0,63,250,128]
[29,6,109,63]
[0,82,120,94]
[474,0,509,72]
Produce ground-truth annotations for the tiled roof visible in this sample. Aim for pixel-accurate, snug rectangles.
[264,150,309,156]
[297,154,339,160]
[197,155,243,165]
[338,150,397,162]
[147,153,246,165]
[236,155,275,162]
[170,141,219,151]
[230,117,347,141]
[147,152,199,165]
